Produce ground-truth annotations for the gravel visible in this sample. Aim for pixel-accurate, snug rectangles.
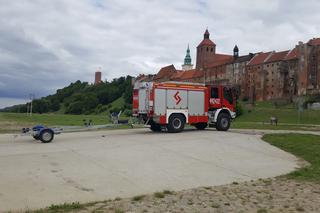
[77,178,320,213]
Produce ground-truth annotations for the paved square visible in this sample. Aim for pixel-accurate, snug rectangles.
[0,129,298,212]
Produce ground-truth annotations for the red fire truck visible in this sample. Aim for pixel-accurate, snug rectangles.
[133,81,236,133]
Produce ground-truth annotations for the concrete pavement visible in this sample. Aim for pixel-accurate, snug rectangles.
[0,128,299,212]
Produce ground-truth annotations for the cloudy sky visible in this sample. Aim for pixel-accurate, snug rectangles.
[0,0,320,107]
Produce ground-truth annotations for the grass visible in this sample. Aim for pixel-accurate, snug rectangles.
[0,96,132,133]
[107,96,126,110]
[232,101,320,130]
[0,112,110,126]
[0,112,137,133]
[26,202,86,213]
[131,195,145,202]
[153,192,165,198]
[1,100,320,133]
[262,133,320,182]
[231,122,320,131]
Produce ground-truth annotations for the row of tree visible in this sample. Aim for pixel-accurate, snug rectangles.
[2,76,133,115]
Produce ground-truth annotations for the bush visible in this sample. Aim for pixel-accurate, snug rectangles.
[235,102,243,116]
[303,94,320,108]
[109,107,121,114]
[242,96,249,102]
[123,109,132,117]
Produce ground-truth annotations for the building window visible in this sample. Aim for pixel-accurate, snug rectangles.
[211,48,213,52]
[207,47,209,51]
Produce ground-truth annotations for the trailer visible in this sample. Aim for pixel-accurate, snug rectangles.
[133,81,236,133]
[19,111,134,143]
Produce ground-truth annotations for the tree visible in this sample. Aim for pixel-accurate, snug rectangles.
[32,99,49,113]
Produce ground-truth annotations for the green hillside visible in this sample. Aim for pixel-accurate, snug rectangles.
[1,76,133,115]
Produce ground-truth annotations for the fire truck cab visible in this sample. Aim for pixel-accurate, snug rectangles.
[133,81,236,133]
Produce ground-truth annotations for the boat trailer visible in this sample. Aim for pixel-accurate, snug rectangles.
[19,111,134,143]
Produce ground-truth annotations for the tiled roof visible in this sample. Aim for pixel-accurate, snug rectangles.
[206,54,233,68]
[284,48,299,61]
[154,64,176,80]
[266,50,289,63]
[171,70,184,80]
[214,54,233,61]
[171,69,203,80]
[135,74,152,81]
[247,52,272,66]
[232,53,256,64]
[308,38,320,46]
[197,38,216,47]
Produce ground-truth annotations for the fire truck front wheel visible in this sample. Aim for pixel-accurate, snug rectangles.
[167,114,185,133]
[216,113,231,131]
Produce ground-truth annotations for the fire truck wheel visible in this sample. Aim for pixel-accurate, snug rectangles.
[216,113,231,131]
[39,129,54,143]
[167,114,185,133]
[150,122,162,132]
[195,122,208,130]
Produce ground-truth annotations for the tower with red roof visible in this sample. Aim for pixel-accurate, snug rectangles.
[196,29,216,70]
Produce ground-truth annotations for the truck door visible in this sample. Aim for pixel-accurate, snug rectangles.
[209,86,222,109]
[222,87,235,112]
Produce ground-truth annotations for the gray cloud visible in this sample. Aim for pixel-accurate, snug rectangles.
[0,0,320,100]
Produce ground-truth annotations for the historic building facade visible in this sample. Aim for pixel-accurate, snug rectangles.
[137,29,320,101]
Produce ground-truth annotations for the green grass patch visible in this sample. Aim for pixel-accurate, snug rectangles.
[107,96,125,110]
[232,101,320,131]
[153,192,165,198]
[262,133,320,182]
[131,195,145,202]
[0,112,110,126]
[0,112,138,133]
[236,102,320,124]
[231,122,320,131]
[26,202,86,213]
[163,190,174,195]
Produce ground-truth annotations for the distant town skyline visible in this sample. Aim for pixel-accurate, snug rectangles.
[1,0,320,108]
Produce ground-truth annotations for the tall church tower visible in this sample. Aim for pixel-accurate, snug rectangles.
[182,44,193,71]
[196,29,216,70]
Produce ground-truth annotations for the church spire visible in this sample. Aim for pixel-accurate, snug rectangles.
[182,44,193,71]
[184,44,192,65]
[204,28,210,39]
[233,45,239,58]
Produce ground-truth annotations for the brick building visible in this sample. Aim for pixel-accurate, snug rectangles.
[137,30,320,101]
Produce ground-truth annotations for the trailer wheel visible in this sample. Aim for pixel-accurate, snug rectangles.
[195,122,208,130]
[150,122,162,132]
[216,113,231,131]
[167,114,185,133]
[39,129,54,143]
